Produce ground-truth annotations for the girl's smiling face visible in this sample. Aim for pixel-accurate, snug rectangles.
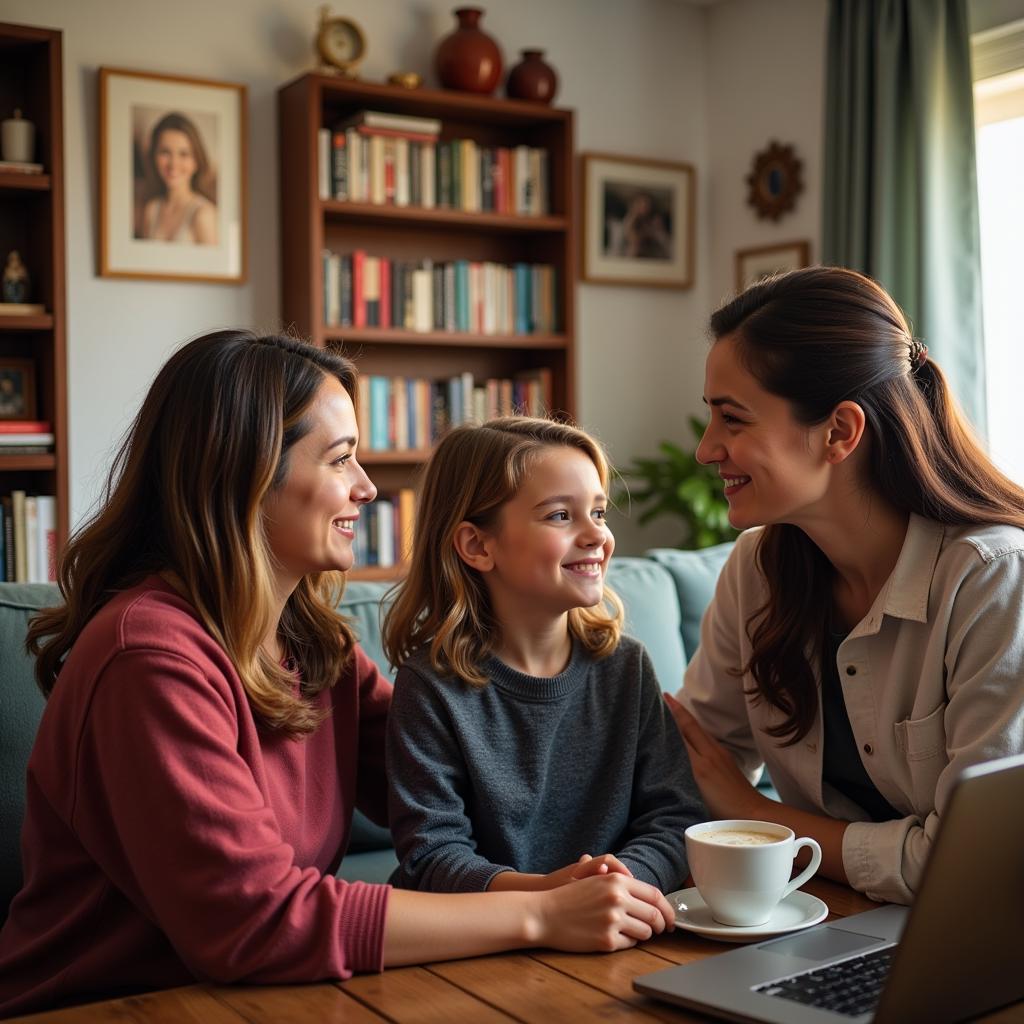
[474,445,614,622]
[697,334,833,531]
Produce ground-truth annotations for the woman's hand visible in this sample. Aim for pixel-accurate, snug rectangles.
[532,873,675,952]
[543,853,633,889]
[664,692,767,821]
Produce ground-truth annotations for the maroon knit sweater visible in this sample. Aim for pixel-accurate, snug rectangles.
[0,577,392,1018]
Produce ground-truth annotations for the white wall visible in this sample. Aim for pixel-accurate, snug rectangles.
[1,0,711,554]
[970,0,1024,32]
[705,0,828,308]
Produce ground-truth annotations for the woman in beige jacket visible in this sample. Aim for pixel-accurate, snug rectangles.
[667,267,1024,905]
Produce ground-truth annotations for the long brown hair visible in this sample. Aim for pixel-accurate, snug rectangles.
[711,266,1024,743]
[27,330,359,737]
[382,417,624,685]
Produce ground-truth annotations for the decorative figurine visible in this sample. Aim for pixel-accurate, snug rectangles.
[387,71,423,90]
[2,250,30,304]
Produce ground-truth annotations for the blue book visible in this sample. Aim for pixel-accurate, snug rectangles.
[406,378,418,449]
[447,375,462,427]
[455,260,470,332]
[514,263,529,335]
[369,376,391,450]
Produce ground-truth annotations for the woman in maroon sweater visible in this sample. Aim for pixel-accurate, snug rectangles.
[0,331,674,1018]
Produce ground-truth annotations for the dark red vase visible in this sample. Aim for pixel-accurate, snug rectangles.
[435,7,503,95]
[506,49,558,104]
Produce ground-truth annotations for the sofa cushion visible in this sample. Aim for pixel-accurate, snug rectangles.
[605,557,686,692]
[339,579,395,680]
[0,583,59,917]
[645,543,735,663]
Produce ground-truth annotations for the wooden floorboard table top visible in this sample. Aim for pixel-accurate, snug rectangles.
[10,878,1023,1023]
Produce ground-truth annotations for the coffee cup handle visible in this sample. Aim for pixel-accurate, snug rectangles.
[782,837,822,899]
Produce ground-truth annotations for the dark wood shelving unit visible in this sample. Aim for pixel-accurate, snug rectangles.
[0,22,68,561]
[278,74,576,581]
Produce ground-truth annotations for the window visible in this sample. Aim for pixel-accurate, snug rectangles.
[973,25,1024,484]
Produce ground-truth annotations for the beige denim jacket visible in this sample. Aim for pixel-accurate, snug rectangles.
[678,514,1024,905]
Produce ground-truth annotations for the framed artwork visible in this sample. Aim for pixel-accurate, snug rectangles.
[0,358,36,420]
[581,152,695,288]
[99,67,247,283]
[735,240,810,292]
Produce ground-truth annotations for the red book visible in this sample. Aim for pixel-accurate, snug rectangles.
[383,140,396,204]
[352,249,366,328]
[379,259,391,329]
[494,149,508,214]
[355,125,439,144]
[0,420,51,433]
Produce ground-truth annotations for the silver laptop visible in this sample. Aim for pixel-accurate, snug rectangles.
[634,752,1024,1024]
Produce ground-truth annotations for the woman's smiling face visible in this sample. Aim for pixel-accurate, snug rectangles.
[696,334,833,531]
[262,376,377,584]
[154,129,197,191]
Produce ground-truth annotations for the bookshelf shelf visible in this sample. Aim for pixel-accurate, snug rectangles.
[0,21,68,582]
[349,564,407,582]
[0,454,56,472]
[0,171,50,192]
[321,200,568,234]
[0,313,54,331]
[359,449,433,466]
[324,327,568,349]
[279,74,575,581]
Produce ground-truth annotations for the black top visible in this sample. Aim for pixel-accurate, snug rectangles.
[821,625,901,822]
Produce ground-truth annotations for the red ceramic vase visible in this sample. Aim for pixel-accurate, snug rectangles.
[506,49,558,104]
[435,7,504,95]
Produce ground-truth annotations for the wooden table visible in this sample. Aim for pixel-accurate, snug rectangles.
[13,878,1024,1023]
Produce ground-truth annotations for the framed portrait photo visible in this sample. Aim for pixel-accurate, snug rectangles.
[99,67,247,283]
[735,239,810,292]
[0,358,36,420]
[581,152,695,289]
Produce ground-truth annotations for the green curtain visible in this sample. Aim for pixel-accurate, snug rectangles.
[823,0,986,430]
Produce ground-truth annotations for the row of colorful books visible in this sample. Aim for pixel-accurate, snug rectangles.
[352,489,415,569]
[355,371,553,453]
[322,251,558,335]
[316,109,550,215]
[0,419,54,455]
[1,491,57,583]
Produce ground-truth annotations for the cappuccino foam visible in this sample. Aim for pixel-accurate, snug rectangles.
[699,829,780,846]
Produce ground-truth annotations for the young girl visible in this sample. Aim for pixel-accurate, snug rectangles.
[383,417,705,899]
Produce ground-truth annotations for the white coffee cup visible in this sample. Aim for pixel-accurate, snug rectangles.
[685,819,822,927]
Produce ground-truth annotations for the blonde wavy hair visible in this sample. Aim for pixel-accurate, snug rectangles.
[27,330,358,737]
[382,417,624,685]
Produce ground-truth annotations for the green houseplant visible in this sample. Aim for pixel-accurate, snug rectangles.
[619,416,738,549]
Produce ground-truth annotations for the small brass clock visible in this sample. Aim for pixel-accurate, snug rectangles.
[316,6,366,78]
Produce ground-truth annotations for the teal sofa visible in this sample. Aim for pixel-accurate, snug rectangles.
[0,544,735,913]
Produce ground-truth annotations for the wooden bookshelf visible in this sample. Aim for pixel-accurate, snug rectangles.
[278,74,576,581]
[0,23,68,574]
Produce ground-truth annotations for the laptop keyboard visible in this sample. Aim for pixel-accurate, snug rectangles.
[755,946,895,1017]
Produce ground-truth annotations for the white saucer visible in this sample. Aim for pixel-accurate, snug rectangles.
[666,887,829,943]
